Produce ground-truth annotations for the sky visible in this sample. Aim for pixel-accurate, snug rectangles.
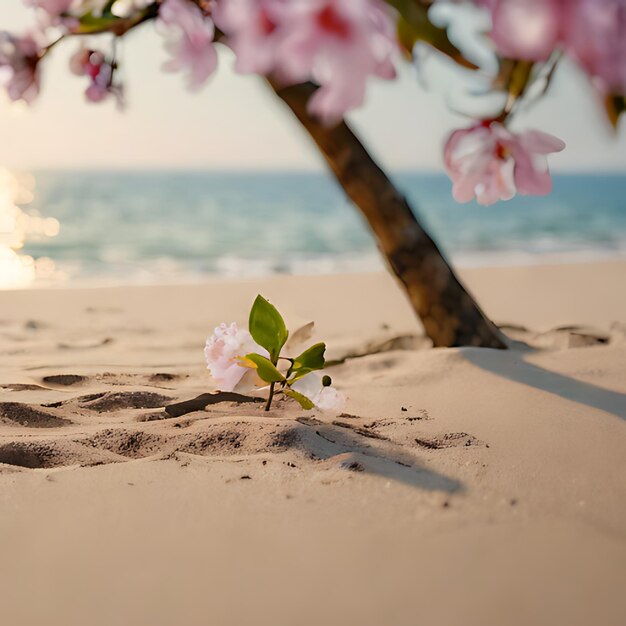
[0,3,625,172]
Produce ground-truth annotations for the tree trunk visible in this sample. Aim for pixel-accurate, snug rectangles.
[269,80,506,349]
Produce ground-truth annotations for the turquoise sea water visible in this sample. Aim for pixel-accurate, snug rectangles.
[15,170,626,286]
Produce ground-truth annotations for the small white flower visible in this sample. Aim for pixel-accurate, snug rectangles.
[204,322,266,391]
[291,373,345,412]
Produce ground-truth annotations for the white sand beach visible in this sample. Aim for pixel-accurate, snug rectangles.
[0,260,625,626]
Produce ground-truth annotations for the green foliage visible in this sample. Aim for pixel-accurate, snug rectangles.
[284,388,315,411]
[75,13,120,34]
[248,295,289,363]
[244,353,285,384]
[289,342,326,381]
[242,295,336,411]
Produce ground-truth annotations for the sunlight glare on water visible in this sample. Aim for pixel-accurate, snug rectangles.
[0,168,60,289]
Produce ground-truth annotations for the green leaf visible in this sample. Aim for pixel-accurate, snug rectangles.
[244,353,285,384]
[249,295,289,362]
[75,14,120,33]
[289,342,326,381]
[284,388,315,410]
[294,342,326,370]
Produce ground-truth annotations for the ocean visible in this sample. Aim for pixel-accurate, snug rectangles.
[3,170,626,288]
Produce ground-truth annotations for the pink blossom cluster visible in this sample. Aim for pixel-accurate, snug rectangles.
[213,0,397,123]
[158,0,218,89]
[69,47,122,103]
[444,121,565,206]
[477,0,626,96]
[23,0,397,123]
[1,0,623,206]
[26,0,74,22]
[0,32,42,102]
[441,0,624,204]
[155,0,397,123]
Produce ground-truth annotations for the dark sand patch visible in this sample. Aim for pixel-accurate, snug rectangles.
[42,374,87,387]
[79,391,173,413]
[0,402,71,428]
[85,429,167,459]
[0,441,122,469]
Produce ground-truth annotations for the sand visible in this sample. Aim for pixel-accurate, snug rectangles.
[0,260,625,626]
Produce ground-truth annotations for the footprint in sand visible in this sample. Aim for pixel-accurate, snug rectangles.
[84,429,167,459]
[42,374,87,387]
[0,379,472,492]
[44,391,174,413]
[0,440,124,469]
[0,402,71,428]
[80,391,173,412]
[0,383,50,392]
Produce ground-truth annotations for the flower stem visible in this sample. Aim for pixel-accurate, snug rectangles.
[265,381,276,412]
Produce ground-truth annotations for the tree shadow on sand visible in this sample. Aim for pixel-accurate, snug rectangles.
[461,347,626,422]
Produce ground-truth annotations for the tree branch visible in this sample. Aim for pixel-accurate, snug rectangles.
[268,79,507,349]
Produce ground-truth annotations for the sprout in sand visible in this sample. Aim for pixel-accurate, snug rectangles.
[205,295,344,412]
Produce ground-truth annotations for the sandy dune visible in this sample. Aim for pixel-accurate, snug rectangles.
[0,261,625,626]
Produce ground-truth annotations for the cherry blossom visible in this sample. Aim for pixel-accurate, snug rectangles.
[213,0,286,76]
[69,47,121,103]
[0,32,43,103]
[444,121,565,205]
[26,0,73,21]
[216,0,397,123]
[3,0,623,209]
[565,0,626,96]
[285,0,397,123]
[475,0,562,61]
[158,0,218,89]
[204,322,267,391]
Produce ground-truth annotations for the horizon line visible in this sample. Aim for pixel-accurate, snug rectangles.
[9,166,626,176]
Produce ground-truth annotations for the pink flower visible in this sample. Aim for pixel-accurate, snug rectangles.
[215,0,397,123]
[286,0,397,123]
[0,32,43,103]
[444,121,565,205]
[158,0,218,89]
[69,47,122,103]
[565,0,626,96]
[26,0,73,21]
[213,0,287,75]
[476,0,562,61]
[291,373,345,412]
[204,322,267,391]
[29,0,72,15]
